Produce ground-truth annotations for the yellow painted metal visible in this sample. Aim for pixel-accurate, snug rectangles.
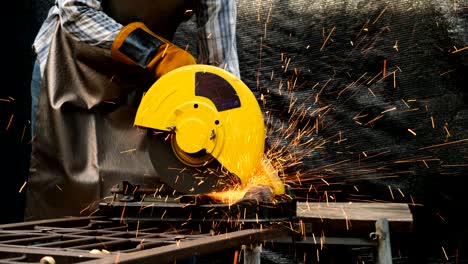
[135,65,284,194]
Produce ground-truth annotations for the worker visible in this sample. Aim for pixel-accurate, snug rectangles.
[26,0,240,220]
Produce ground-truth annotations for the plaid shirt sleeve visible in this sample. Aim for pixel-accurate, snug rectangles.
[34,0,239,77]
[56,0,122,47]
[196,0,240,77]
[33,0,122,75]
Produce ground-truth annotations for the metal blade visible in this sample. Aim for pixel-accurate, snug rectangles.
[148,131,240,194]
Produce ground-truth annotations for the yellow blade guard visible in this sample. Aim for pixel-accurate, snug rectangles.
[135,65,284,195]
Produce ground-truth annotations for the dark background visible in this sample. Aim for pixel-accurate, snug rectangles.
[3,0,467,263]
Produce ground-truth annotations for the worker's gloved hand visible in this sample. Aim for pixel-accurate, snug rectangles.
[111,22,196,79]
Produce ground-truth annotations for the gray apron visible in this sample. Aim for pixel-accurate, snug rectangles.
[25,1,194,220]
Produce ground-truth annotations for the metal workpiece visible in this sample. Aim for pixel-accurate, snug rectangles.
[100,181,297,225]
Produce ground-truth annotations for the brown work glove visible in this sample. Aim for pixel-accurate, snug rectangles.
[111,22,196,79]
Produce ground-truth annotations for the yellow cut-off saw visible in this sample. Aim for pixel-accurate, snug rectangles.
[134,65,285,197]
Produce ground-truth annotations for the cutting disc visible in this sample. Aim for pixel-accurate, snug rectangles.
[147,131,240,194]
[135,65,266,194]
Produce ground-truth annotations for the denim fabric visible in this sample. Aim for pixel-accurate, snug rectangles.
[30,59,42,134]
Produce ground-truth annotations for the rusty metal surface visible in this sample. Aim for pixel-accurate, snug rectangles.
[0,217,290,264]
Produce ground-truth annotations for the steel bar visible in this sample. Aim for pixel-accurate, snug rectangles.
[0,245,108,261]
[80,227,289,264]
[0,217,105,230]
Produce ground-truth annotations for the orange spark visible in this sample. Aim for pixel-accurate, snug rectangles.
[88,208,100,216]
[19,181,27,193]
[388,185,394,199]
[21,126,27,142]
[444,123,451,138]
[393,40,399,51]
[422,160,429,168]
[120,148,136,154]
[451,46,468,53]
[418,138,468,150]
[120,202,126,223]
[6,114,13,130]
[355,19,370,40]
[207,157,283,204]
[383,59,387,78]
[442,246,448,260]
[233,250,240,264]
[320,26,335,51]
[407,128,417,136]
[372,6,388,24]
